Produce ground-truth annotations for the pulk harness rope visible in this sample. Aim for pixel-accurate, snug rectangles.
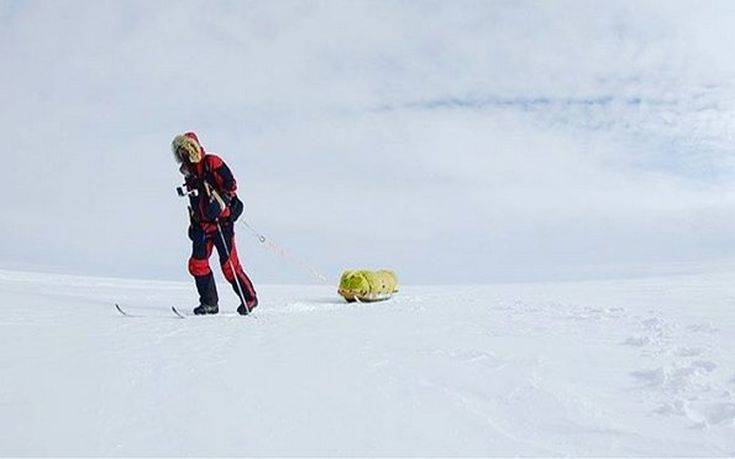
[238,219,330,285]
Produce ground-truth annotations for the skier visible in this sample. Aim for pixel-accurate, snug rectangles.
[172,132,258,316]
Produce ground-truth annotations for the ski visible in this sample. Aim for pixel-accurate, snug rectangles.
[116,303,183,319]
[171,306,186,319]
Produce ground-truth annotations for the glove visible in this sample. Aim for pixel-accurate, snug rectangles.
[205,197,224,221]
[229,195,244,222]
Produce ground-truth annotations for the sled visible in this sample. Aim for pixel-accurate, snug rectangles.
[338,269,398,303]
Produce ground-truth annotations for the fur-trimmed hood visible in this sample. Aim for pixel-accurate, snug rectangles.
[172,131,205,164]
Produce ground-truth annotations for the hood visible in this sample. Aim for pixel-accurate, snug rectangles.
[172,131,205,164]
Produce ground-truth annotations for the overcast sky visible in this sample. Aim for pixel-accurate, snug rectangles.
[2,0,735,284]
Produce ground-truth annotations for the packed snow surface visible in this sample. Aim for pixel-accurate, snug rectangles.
[1,268,734,456]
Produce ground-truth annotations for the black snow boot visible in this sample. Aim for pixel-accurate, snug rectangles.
[236,298,258,316]
[193,303,219,315]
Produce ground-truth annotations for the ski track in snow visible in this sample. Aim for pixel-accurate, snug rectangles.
[0,269,733,455]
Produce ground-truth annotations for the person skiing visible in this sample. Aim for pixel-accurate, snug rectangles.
[172,132,258,316]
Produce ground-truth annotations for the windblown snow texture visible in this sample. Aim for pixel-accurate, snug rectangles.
[0,268,733,455]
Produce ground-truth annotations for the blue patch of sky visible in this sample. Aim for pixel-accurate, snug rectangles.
[373,93,732,182]
[391,94,676,112]
[0,0,24,26]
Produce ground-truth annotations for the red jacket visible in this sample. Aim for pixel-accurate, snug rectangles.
[181,133,238,225]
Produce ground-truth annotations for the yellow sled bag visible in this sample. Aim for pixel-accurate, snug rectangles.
[338,270,399,302]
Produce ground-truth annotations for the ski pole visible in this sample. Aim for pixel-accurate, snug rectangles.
[216,220,251,315]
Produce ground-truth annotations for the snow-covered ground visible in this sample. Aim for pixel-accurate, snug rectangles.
[0,268,734,456]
